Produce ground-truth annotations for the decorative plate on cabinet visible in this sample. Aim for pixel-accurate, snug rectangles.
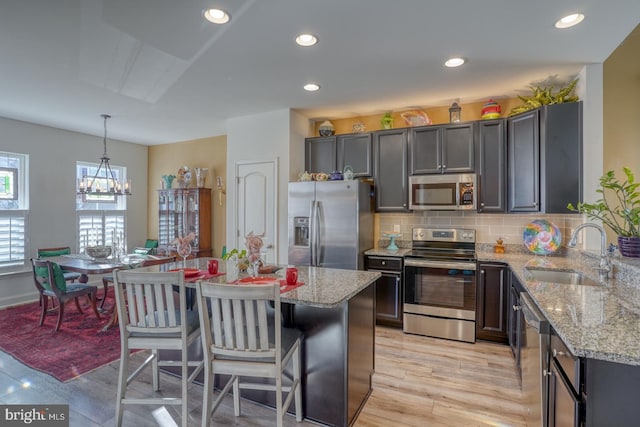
[523,219,562,255]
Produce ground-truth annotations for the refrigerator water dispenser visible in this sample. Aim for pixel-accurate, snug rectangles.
[294,217,309,246]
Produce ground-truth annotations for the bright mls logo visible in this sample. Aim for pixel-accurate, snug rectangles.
[1,405,68,426]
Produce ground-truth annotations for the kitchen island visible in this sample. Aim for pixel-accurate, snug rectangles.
[138,258,381,427]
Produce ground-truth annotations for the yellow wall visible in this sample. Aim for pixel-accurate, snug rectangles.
[147,135,227,257]
[603,24,640,241]
[313,98,522,135]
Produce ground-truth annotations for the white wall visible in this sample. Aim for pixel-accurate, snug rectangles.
[0,117,148,307]
[579,64,605,251]
[226,109,306,264]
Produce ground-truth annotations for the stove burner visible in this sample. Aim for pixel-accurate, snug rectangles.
[409,227,476,262]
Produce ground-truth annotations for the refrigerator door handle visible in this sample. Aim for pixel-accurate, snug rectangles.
[315,200,322,267]
[310,200,318,266]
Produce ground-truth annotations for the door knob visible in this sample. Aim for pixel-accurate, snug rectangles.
[265,244,273,249]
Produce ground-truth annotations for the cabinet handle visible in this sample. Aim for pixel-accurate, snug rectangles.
[442,164,446,168]
[480,202,485,207]
[513,304,521,311]
[381,261,386,265]
[480,270,485,275]
[533,202,538,207]
[552,349,566,357]
[543,369,552,377]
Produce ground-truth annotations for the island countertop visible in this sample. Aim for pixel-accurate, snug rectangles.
[477,248,640,366]
[140,258,381,309]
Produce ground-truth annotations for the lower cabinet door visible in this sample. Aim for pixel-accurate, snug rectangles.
[375,272,402,327]
[476,263,509,343]
[549,359,582,427]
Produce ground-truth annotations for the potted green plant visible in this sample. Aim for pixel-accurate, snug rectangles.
[567,167,640,257]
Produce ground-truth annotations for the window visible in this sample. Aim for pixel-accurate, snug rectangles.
[0,151,28,270]
[76,162,126,254]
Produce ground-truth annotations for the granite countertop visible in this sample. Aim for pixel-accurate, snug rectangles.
[152,258,381,309]
[478,248,640,366]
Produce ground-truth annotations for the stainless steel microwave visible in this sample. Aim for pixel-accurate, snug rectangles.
[409,174,476,210]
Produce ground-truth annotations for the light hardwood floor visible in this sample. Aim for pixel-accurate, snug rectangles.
[0,326,525,426]
[355,327,526,427]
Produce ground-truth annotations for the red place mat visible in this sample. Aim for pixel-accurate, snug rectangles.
[278,279,304,293]
[230,277,304,293]
[184,270,226,283]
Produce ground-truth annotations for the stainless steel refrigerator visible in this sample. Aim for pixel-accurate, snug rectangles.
[288,180,374,270]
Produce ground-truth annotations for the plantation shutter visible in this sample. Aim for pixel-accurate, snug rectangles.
[0,211,27,267]
[78,211,125,253]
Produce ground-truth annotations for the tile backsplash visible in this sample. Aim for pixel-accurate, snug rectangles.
[375,211,586,247]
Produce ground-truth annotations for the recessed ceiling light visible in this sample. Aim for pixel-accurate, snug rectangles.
[304,83,320,92]
[204,8,230,24]
[555,13,584,29]
[444,57,465,68]
[296,34,318,47]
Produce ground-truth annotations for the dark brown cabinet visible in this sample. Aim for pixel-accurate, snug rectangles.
[157,188,212,257]
[305,133,372,177]
[337,133,372,177]
[409,122,475,174]
[507,102,582,213]
[365,255,403,327]
[476,262,509,343]
[305,136,336,174]
[477,119,507,212]
[373,129,409,212]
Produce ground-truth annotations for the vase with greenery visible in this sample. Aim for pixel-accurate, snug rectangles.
[567,167,640,257]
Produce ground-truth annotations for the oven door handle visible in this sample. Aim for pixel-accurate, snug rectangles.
[404,259,477,270]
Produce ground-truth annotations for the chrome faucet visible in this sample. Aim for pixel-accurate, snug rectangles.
[568,223,612,280]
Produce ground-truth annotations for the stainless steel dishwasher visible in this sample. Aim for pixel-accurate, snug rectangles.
[520,292,551,427]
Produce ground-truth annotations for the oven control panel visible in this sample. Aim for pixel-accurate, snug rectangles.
[412,227,476,243]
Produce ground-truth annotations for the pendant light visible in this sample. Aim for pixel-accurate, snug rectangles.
[76,114,131,196]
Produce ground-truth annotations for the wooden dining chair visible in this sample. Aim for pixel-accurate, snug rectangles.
[113,269,203,427]
[195,281,303,427]
[30,259,101,331]
[37,246,82,282]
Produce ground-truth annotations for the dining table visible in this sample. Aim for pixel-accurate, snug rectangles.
[50,254,174,283]
[49,253,176,331]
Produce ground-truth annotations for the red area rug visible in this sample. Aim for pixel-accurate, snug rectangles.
[0,290,124,382]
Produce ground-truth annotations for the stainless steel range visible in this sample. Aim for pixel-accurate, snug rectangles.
[403,227,477,343]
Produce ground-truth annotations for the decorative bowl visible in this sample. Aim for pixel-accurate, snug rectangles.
[85,245,112,259]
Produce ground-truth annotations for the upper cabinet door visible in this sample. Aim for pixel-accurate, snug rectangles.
[337,133,373,177]
[305,136,336,173]
[409,126,441,174]
[507,110,540,212]
[441,123,475,173]
[477,119,507,212]
[374,129,409,212]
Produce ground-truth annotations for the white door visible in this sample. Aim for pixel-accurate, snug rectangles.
[235,159,278,264]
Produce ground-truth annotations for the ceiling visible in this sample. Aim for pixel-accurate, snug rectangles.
[0,0,638,145]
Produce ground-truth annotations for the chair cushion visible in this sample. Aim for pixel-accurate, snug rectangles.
[65,283,98,293]
[35,262,67,291]
[62,271,81,281]
[130,310,200,337]
[37,248,71,257]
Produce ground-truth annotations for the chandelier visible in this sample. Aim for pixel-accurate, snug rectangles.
[76,114,131,197]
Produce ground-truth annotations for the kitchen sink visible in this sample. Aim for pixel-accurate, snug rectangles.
[524,268,599,286]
